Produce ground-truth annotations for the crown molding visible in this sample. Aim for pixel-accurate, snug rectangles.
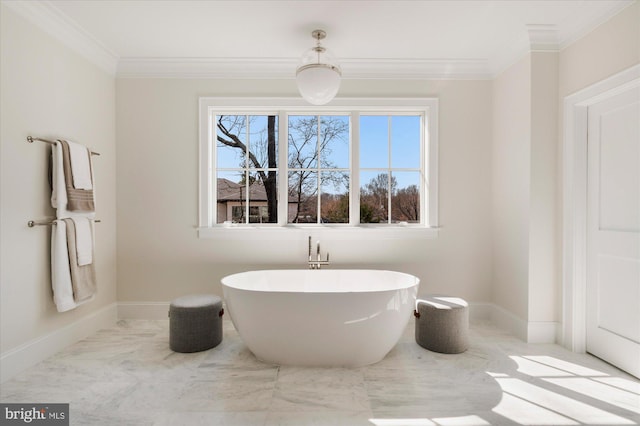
[490,23,563,78]
[2,0,119,75]
[117,57,493,80]
[527,24,560,52]
[117,57,297,79]
[342,58,492,80]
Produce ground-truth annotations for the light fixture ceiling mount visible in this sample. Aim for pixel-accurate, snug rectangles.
[295,29,342,105]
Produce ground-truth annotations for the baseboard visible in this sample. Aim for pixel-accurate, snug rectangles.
[0,302,117,384]
[468,302,493,322]
[117,302,170,319]
[489,303,558,343]
[489,304,529,341]
[526,320,560,344]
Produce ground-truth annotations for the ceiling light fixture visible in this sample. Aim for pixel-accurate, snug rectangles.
[295,30,342,105]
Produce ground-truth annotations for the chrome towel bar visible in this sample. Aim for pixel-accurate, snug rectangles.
[28,219,102,227]
[27,136,100,156]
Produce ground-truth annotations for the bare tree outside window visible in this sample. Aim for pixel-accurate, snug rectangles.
[360,173,396,223]
[392,184,420,222]
[216,114,349,224]
[288,115,349,223]
[360,173,420,223]
[216,115,277,223]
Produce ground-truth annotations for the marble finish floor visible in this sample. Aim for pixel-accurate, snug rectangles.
[1,318,639,426]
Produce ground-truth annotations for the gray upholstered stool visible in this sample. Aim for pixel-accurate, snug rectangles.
[169,294,223,353]
[414,295,469,354]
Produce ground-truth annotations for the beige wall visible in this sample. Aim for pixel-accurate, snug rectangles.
[491,55,531,322]
[116,78,494,303]
[0,6,117,353]
[559,1,639,98]
[491,51,560,332]
[529,52,559,324]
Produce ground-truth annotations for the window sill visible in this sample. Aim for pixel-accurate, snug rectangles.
[197,225,439,241]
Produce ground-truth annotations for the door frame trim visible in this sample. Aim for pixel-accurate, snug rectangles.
[562,64,640,352]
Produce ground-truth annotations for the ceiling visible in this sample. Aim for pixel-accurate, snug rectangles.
[5,0,635,78]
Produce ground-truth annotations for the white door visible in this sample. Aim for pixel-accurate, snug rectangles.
[586,85,640,378]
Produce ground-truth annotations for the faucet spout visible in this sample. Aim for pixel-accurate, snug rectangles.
[307,236,330,269]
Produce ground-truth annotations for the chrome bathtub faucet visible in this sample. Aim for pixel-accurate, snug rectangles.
[308,236,330,269]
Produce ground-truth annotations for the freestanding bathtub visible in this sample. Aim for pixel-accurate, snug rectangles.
[221,269,419,367]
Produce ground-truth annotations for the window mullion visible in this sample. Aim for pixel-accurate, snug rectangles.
[351,112,360,226]
[387,115,392,224]
[421,113,427,226]
[278,111,288,226]
[316,115,321,224]
[245,115,250,224]
[204,108,214,227]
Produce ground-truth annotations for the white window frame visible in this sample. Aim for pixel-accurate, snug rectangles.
[198,97,439,239]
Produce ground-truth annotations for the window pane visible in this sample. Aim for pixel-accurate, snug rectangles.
[321,171,349,223]
[320,116,350,169]
[360,171,389,223]
[288,171,318,223]
[391,171,421,223]
[216,115,247,169]
[248,171,278,223]
[216,171,278,224]
[391,115,421,168]
[288,115,318,169]
[360,115,389,168]
[248,115,278,169]
[216,171,245,224]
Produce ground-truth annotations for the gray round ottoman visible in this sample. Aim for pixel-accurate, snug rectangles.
[169,294,223,353]
[414,295,469,354]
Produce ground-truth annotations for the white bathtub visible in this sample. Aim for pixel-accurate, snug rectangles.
[221,269,419,367]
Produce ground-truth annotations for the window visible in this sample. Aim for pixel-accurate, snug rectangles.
[288,115,350,224]
[215,114,278,224]
[360,115,422,224]
[198,98,438,234]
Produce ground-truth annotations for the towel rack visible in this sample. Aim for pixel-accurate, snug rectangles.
[27,136,100,156]
[28,219,102,227]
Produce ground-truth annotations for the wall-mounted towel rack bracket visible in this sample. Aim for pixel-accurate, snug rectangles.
[27,136,100,156]
[28,219,102,227]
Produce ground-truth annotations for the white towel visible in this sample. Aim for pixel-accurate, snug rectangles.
[51,142,68,212]
[51,220,95,312]
[51,142,96,219]
[51,220,76,312]
[66,139,93,190]
[71,217,93,266]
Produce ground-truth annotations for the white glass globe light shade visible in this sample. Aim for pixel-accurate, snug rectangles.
[296,46,341,105]
[296,65,341,105]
